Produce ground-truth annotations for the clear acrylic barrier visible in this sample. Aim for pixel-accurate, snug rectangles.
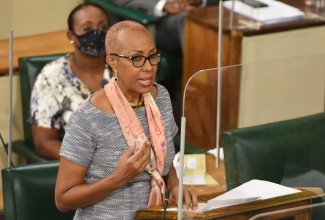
[224,0,263,29]
[183,53,325,150]
[0,0,13,168]
[249,196,325,220]
[305,0,325,20]
[181,53,325,198]
[0,0,13,39]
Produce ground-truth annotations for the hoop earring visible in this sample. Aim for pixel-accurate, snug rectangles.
[114,69,118,82]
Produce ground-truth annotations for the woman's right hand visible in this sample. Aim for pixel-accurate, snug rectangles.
[114,141,151,183]
[163,2,186,14]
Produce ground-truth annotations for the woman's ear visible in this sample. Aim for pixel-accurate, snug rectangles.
[67,30,74,42]
[106,55,116,69]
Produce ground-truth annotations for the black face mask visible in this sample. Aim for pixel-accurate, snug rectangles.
[75,29,106,57]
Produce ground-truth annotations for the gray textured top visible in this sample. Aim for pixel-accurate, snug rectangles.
[60,83,178,220]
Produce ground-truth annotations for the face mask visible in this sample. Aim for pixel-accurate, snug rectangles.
[75,29,106,57]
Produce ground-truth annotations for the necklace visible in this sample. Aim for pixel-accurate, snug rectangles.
[129,95,144,109]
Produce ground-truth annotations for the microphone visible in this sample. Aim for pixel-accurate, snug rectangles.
[162,189,170,220]
[0,132,14,166]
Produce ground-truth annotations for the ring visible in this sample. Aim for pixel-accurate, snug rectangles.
[188,188,194,192]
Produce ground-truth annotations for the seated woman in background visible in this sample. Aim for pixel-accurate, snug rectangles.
[29,3,110,160]
[55,20,198,219]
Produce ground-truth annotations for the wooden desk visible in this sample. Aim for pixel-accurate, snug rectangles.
[136,188,323,219]
[192,155,226,201]
[183,0,325,149]
[0,30,73,75]
[0,191,3,217]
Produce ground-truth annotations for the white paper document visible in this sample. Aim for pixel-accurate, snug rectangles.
[183,175,206,185]
[223,0,305,25]
[197,179,301,212]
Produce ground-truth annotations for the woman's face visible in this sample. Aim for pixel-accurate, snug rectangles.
[71,6,108,40]
[108,29,158,101]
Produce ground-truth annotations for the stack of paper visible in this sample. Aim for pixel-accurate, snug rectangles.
[199,179,301,211]
[223,0,305,25]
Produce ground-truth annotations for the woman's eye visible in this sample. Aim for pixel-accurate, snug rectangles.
[83,27,93,32]
[132,56,142,61]
[149,53,157,59]
[99,26,109,32]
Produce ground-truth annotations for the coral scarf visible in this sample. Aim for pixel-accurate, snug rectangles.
[104,78,167,207]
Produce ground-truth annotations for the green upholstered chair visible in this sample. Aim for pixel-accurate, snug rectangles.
[85,0,183,96]
[221,112,325,191]
[1,161,75,220]
[12,53,66,163]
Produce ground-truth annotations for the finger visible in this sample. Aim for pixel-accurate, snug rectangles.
[184,187,198,211]
[128,141,147,167]
[139,143,152,166]
[144,141,151,156]
[185,5,196,11]
[126,141,137,159]
[170,192,178,207]
[171,2,180,9]
[187,187,198,210]
[141,141,152,155]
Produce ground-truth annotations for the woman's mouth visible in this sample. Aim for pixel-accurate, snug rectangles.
[138,78,152,87]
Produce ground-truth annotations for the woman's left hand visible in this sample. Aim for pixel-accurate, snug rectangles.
[166,165,198,211]
[169,185,198,211]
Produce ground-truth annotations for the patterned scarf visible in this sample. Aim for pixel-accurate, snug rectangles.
[104,78,167,207]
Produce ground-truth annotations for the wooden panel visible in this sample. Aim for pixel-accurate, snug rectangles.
[182,12,236,149]
[183,15,230,92]
[0,30,73,75]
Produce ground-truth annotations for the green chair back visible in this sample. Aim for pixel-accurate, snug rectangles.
[87,0,158,26]
[13,53,66,163]
[1,161,75,220]
[222,113,325,191]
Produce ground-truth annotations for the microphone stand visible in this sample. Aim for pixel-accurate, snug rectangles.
[8,29,14,167]
[216,0,224,168]
[162,189,170,220]
[177,1,224,219]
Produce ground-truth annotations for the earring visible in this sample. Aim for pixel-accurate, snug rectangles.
[70,40,74,44]
[114,69,118,82]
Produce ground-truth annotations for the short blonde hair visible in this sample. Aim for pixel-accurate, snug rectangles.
[105,20,150,55]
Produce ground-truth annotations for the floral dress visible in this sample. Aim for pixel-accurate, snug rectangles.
[29,54,110,140]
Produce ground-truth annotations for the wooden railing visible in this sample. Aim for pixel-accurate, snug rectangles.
[0,30,73,75]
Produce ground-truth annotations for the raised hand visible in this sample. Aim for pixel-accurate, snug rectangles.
[114,141,151,183]
[163,1,187,14]
[173,0,203,7]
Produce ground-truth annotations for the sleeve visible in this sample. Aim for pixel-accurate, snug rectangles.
[206,0,221,6]
[110,0,161,17]
[154,0,167,17]
[200,0,207,7]
[29,64,61,130]
[60,108,96,167]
